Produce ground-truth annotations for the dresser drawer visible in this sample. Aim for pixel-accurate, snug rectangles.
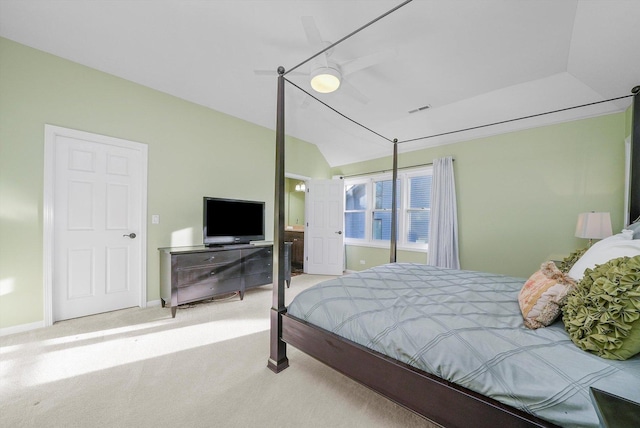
[244,257,272,275]
[173,250,242,269]
[178,278,241,303]
[177,262,242,287]
[242,247,271,269]
[243,247,272,259]
[244,272,273,289]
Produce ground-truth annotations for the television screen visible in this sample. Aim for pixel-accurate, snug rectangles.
[203,197,265,245]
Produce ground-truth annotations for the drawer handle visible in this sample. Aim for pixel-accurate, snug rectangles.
[210,271,216,276]
[206,256,215,261]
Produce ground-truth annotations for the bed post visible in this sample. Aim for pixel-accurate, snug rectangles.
[268,66,289,373]
[390,138,398,263]
[630,85,640,223]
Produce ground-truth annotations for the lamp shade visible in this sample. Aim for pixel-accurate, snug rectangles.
[310,67,341,93]
[575,212,613,239]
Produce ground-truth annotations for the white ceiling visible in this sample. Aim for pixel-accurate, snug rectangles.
[1,0,639,167]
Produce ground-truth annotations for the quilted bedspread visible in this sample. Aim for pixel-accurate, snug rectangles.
[286,263,640,427]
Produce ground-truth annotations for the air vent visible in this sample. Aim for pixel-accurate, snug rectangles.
[408,104,431,114]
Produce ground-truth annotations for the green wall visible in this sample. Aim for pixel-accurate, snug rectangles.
[0,37,330,330]
[345,246,426,270]
[625,102,633,137]
[334,113,628,278]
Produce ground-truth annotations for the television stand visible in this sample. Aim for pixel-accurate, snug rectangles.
[159,243,290,317]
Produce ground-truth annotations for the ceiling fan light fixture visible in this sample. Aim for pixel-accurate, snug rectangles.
[310,67,341,93]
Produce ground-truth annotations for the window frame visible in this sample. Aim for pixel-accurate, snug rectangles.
[371,177,399,242]
[344,179,369,241]
[344,166,432,252]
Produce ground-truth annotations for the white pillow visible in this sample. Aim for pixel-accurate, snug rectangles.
[621,229,634,239]
[568,233,640,281]
[625,221,640,239]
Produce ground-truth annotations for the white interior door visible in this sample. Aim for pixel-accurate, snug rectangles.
[46,126,146,322]
[305,178,344,275]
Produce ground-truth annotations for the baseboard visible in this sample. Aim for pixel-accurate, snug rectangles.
[0,320,45,337]
[1,302,162,337]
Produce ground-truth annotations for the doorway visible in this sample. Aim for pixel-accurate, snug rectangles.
[285,174,308,273]
[43,125,148,325]
[304,178,345,275]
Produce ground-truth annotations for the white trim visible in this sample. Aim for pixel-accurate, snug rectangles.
[0,321,45,337]
[43,130,55,327]
[43,125,148,327]
[285,172,311,181]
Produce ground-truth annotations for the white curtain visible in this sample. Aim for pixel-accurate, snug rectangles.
[427,156,460,269]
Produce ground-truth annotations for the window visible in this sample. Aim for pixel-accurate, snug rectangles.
[345,183,366,239]
[344,167,432,250]
[372,179,399,241]
[407,175,431,244]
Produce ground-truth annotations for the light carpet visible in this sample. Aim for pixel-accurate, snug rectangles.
[0,274,440,428]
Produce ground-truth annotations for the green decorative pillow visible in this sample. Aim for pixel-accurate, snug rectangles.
[562,255,640,360]
[558,247,588,274]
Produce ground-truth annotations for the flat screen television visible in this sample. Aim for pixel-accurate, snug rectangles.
[203,197,265,246]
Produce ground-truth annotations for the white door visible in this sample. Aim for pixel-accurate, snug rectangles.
[305,178,344,275]
[47,126,146,322]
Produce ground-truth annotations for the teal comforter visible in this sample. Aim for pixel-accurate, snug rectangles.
[287,263,640,427]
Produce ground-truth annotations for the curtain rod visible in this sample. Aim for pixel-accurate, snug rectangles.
[339,160,454,178]
[285,0,413,76]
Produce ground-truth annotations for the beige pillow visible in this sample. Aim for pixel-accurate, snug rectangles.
[519,261,577,329]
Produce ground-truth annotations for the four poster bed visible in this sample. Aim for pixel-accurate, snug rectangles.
[267,3,640,428]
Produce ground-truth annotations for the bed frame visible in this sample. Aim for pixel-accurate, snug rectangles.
[266,66,563,427]
[281,313,558,428]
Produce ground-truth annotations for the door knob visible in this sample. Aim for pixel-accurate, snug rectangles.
[123,233,137,239]
[335,231,343,235]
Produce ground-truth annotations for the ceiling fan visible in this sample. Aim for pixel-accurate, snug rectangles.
[255,16,397,104]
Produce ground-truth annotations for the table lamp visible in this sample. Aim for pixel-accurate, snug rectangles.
[575,212,613,247]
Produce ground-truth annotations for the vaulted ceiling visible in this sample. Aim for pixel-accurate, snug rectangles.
[1,1,638,166]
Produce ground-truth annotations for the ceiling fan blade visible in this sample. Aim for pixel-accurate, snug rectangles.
[301,16,323,48]
[339,79,369,105]
[341,47,398,76]
[301,16,329,67]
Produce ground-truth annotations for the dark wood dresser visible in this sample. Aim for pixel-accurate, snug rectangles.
[159,244,273,317]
